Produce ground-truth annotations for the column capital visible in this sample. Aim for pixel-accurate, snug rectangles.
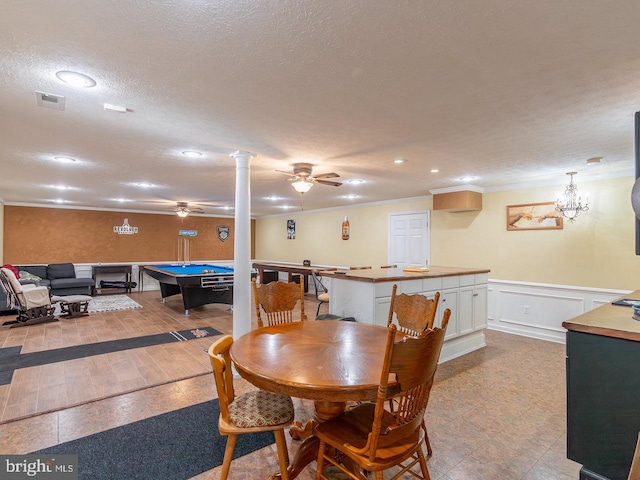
[229,150,257,159]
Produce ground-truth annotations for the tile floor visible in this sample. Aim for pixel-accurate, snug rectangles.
[0,290,581,479]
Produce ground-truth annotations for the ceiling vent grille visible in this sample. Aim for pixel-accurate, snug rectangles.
[35,91,65,111]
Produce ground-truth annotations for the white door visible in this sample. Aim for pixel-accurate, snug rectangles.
[388,211,430,268]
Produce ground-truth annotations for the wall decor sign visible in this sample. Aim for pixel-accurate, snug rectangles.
[113,218,138,235]
[216,226,230,241]
[287,219,296,239]
[179,229,198,237]
[506,202,563,231]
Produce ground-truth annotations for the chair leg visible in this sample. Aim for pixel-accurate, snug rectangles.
[274,430,290,480]
[423,421,433,456]
[315,441,326,480]
[219,434,237,480]
[416,444,431,480]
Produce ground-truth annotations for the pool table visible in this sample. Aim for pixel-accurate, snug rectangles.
[141,264,234,315]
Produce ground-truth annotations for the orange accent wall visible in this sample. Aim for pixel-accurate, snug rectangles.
[3,207,255,264]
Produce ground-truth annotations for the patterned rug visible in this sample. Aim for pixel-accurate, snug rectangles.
[54,295,142,315]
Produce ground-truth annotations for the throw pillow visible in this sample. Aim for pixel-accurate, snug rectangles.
[1,264,19,279]
[19,271,41,285]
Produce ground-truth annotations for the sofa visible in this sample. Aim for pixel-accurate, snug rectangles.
[0,263,95,313]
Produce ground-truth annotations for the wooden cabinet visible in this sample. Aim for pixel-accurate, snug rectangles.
[563,297,640,480]
[566,330,640,480]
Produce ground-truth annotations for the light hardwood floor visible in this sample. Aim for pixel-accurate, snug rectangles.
[0,290,580,479]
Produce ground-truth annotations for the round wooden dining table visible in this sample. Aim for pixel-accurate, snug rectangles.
[230,320,392,480]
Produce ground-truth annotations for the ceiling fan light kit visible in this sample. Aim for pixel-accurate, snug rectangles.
[278,162,342,194]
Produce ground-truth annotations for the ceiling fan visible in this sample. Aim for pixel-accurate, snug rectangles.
[276,163,342,194]
[173,202,204,218]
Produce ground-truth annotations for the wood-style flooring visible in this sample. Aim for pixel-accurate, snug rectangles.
[0,290,580,479]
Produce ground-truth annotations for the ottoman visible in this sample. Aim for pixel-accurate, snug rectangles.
[52,295,92,318]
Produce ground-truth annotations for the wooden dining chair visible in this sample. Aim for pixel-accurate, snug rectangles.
[387,284,442,456]
[209,335,294,480]
[252,278,307,328]
[388,284,441,335]
[315,314,450,480]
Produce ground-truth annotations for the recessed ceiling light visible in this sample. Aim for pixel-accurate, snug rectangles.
[52,199,69,204]
[221,206,233,210]
[280,205,294,209]
[131,182,156,188]
[55,71,96,88]
[459,176,477,182]
[347,179,366,185]
[112,198,130,203]
[50,185,72,190]
[341,194,360,200]
[182,150,203,158]
[586,157,602,165]
[394,159,406,164]
[430,169,440,173]
[266,196,282,201]
[53,156,76,163]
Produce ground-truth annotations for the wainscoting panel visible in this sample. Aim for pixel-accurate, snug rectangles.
[487,280,630,343]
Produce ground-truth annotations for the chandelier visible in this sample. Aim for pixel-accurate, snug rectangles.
[555,172,589,222]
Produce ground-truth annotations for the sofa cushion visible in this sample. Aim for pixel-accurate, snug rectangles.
[18,265,48,279]
[47,263,76,280]
[50,278,95,289]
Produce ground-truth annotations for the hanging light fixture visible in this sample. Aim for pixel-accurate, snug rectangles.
[555,172,589,222]
[292,178,313,194]
[175,207,190,218]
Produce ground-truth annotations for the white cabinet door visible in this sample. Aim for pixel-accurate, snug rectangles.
[473,284,488,330]
[374,297,391,327]
[438,288,459,340]
[458,286,474,335]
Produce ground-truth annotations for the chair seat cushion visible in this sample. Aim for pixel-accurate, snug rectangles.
[229,390,294,428]
[318,293,330,302]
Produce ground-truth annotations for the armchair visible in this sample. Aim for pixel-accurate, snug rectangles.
[0,267,57,328]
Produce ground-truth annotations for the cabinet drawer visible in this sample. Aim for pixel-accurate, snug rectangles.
[422,277,443,292]
[442,275,459,289]
[474,273,488,284]
[459,274,475,287]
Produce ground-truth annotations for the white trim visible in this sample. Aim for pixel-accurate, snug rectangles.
[487,278,630,344]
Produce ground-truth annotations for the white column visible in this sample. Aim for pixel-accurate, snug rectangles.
[230,150,256,339]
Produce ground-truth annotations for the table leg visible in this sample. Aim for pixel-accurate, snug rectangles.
[274,401,346,479]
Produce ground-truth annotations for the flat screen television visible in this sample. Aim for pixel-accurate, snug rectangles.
[636,111,640,255]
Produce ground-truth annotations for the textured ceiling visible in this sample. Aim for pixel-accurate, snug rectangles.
[0,1,639,217]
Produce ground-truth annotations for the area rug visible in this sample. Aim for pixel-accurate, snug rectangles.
[33,399,275,480]
[0,327,222,386]
[53,295,142,315]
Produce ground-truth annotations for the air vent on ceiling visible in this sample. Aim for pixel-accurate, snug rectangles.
[35,91,65,111]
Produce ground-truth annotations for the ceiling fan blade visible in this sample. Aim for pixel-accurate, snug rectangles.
[276,169,297,178]
[313,172,340,179]
[315,179,342,187]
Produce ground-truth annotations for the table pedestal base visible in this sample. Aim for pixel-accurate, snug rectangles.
[272,401,347,479]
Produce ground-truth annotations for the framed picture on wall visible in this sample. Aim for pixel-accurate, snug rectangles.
[287,219,296,239]
[506,202,563,231]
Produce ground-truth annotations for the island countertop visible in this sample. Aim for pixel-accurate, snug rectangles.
[562,290,640,342]
[322,265,490,283]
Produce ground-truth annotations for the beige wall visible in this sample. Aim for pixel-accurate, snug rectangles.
[256,198,431,268]
[256,176,640,291]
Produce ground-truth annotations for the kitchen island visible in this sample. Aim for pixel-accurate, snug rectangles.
[324,265,490,362]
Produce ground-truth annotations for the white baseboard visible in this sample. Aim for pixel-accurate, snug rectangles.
[487,279,629,344]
